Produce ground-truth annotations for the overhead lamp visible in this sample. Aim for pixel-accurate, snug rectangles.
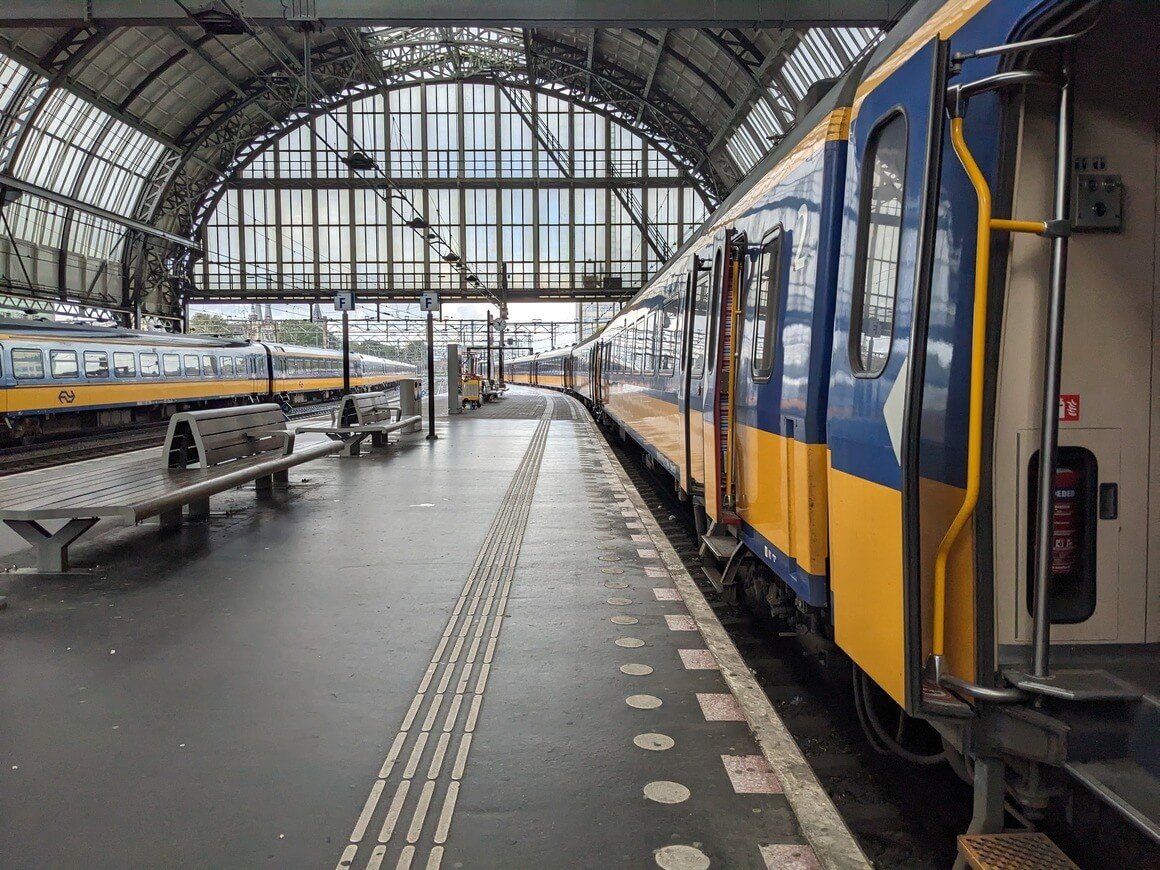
[406,217,429,229]
[343,151,378,171]
[443,253,460,263]
[191,2,249,34]
[466,275,480,285]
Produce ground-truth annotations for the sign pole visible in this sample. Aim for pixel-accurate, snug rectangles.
[426,308,437,440]
[342,308,350,394]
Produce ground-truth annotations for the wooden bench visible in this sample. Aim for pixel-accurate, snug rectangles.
[0,404,342,574]
[298,390,423,456]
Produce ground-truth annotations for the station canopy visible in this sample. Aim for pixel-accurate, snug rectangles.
[0,4,897,325]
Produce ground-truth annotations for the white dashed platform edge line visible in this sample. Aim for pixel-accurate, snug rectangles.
[588,416,871,870]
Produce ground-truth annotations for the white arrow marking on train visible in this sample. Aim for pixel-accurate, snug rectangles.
[883,356,908,466]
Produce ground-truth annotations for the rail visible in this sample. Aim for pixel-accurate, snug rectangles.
[931,72,1064,683]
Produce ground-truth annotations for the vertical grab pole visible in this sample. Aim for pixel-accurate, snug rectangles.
[1031,63,1073,678]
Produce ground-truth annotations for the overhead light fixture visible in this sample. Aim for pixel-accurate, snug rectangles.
[406,217,429,229]
[191,2,249,35]
[443,253,460,263]
[343,151,378,171]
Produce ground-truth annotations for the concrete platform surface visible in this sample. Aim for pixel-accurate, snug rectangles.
[0,387,865,870]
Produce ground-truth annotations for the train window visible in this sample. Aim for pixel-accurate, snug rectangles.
[140,353,160,377]
[50,350,79,379]
[163,353,181,376]
[645,313,659,375]
[184,354,200,376]
[235,356,247,375]
[113,352,136,378]
[752,228,784,383]
[689,270,711,377]
[851,111,907,377]
[221,357,234,377]
[85,351,110,378]
[202,355,218,376]
[11,348,44,379]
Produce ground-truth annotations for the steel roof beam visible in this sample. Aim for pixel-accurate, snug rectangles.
[0,171,203,250]
[4,1,908,27]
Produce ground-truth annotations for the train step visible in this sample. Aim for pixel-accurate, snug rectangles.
[699,531,741,562]
[1066,758,1160,844]
[956,832,1077,869]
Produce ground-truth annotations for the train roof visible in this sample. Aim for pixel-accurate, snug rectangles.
[0,319,254,349]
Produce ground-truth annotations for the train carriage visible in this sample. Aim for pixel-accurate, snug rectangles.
[513,0,1160,848]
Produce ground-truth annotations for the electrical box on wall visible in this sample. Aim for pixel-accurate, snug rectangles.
[1073,156,1123,231]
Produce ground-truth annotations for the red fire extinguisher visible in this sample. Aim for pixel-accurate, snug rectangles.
[1051,466,1080,575]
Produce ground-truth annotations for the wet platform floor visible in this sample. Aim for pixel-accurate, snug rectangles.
[0,387,862,870]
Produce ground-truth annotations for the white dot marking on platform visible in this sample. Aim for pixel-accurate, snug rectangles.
[644,780,691,804]
[615,637,645,648]
[634,733,674,751]
[605,581,628,589]
[607,597,632,606]
[626,694,663,709]
[611,615,639,625]
[655,845,711,870]
[621,663,654,676]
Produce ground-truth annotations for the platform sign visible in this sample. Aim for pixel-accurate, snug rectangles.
[420,291,441,313]
[334,291,354,311]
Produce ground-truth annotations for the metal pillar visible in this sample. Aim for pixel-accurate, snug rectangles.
[425,309,437,440]
[486,310,493,379]
[1030,63,1073,679]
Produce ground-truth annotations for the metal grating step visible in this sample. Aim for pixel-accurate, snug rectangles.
[957,832,1077,869]
[699,532,741,562]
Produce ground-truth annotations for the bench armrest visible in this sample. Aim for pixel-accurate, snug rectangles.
[245,428,295,455]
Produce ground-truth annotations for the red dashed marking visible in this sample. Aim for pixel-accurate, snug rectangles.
[722,755,782,794]
[652,588,682,601]
[695,693,745,721]
[759,843,820,869]
[678,649,719,670]
[664,614,697,631]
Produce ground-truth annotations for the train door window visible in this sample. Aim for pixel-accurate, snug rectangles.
[850,111,907,377]
[113,352,137,378]
[49,350,79,379]
[140,353,160,377]
[690,270,711,377]
[752,228,784,382]
[660,295,680,376]
[202,354,218,376]
[12,349,44,379]
[162,353,181,376]
[85,351,110,378]
[184,354,200,376]
[221,357,234,377]
[236,356,248,375]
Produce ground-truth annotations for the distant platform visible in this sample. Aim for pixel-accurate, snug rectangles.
[0,387,864,870]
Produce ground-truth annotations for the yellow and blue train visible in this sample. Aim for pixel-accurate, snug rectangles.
[0,319,415,444]
[513,0,1160,850]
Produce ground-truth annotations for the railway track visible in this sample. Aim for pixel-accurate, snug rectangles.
[602,430,972,869]
[0,402,339,477]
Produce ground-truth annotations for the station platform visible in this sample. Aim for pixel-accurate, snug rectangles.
[0,387,866,870]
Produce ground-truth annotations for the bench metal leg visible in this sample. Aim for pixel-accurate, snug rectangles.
[160,508,183,530]
[272,469,290,485]
[187,498,211,523]
[255,475,274,495]
[4,517,99,573]
[371,432,389,448]
[340,435,367,457]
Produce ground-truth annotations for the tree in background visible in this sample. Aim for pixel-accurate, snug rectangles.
[188,311,237,336]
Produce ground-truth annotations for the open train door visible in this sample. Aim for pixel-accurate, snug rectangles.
[698,229,746,526]
[826,36,950,714]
